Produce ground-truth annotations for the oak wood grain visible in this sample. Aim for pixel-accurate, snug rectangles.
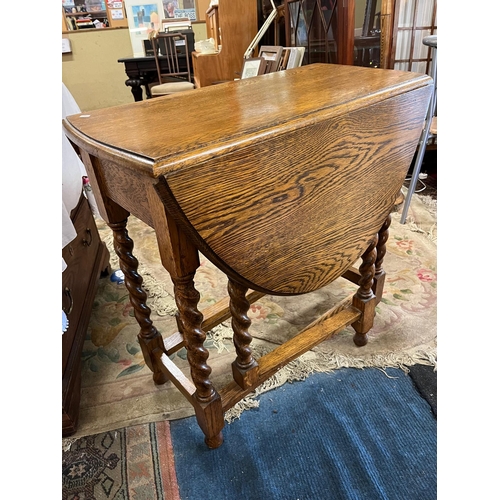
[63,65,431,177]
[64,65,430,296]
[160,85,431,294]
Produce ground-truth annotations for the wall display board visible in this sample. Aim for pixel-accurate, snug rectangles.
[62,0,128,30]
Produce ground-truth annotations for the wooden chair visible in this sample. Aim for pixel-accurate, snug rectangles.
[150,32,196,97]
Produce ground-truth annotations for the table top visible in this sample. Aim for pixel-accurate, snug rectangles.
[117,54,188,63]
[63,63,432,295]
[64,64,430,179]
[117,55,156,62]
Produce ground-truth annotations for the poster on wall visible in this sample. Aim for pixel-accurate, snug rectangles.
[124,0,198,56]
[110,8,124,19]
[163,0,197,21]
[124,0,163,56]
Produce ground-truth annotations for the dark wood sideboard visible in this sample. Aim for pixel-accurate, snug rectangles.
[62,192,110,436]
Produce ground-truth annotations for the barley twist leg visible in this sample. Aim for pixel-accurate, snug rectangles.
[172,273,224,448]
[228,278,259,388]
[372,214,391,303]
[109,219,167,384]
[172,273,216,401]
[352,235,378,347]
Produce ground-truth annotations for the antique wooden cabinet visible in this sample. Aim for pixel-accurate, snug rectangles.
[206,4,221,48]
[284,0,355,65]
[279,0,436,70]
[192,0,258,87]
[62,193,109,436]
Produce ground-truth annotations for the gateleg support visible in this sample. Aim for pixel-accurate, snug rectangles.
[138,335,169,385]
[228,278,260,389]
[351,235,378,347]
[373,214,391,304]
[342,267,385,306]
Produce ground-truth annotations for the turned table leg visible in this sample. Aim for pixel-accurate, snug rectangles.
[172,273,224,448]
[109,219,168,385]
[125,78,144,102]
[352,235,378,347]
[372,214,391,303]
[228,279,259,389]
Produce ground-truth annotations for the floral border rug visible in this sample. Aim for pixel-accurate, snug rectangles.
[66,192,436,440]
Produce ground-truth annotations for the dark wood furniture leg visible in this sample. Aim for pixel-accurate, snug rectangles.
[373,214,391,303]
[108,218,169,385]
[172,273,224,448]
[228,278,259,389]
[352,235,378,346]
[125,78,145,101]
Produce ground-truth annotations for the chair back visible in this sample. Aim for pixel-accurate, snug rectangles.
[151,32,192,85]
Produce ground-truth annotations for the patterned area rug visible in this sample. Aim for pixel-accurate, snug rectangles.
[62,421,179,500]
[65,192,436,440]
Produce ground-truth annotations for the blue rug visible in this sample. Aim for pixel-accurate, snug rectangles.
[170,368,436,500]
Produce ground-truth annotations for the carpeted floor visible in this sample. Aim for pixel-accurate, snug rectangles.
[170,368,436,500]
[62,367,436,500]
[403,149,437,418]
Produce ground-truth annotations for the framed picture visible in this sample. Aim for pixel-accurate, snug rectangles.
[258,45,284,74]
[124,0,163,56]
[240,57,266,79]
[163,0,197,20]
[132,4,160,28]
[125,0,197,56]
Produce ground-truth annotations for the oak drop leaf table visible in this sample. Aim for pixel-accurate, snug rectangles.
[63,64,432,448]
